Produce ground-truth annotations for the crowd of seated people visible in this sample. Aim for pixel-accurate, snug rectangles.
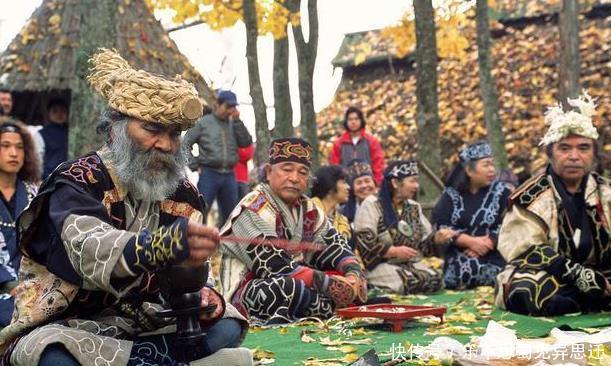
[0,49,608,366]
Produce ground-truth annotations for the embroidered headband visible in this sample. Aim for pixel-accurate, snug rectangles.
[87,48,203,129]
[0,123,20,134]
[347,159,373,184]
[385,160,418,179]
[539,92,599,146]
[269,138,313,167]
[459,141,492,162]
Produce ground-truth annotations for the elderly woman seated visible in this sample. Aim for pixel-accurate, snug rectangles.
[354,161,443,295]
[432,141,511,290]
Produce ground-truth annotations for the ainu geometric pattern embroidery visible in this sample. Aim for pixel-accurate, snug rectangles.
[310,227,354,269]
[505,272,563,314]
[446,188,465,227]
[511,244,560,271]
[355,216,389,270]
[387,161,418,178]
[60,155,102,185]
[443,247,503,290]
[269,139,313,162]
[160,200,197,219]
[131,221,187,272]
[556,203,609,265]
[103,188,121,215]
[356,199,442,294]
[128,334,174,366]
[459,142,492,162]
[514,175,551,207]
[470,181,506,233]
[240,222,355,323]
[507,243,610,315]
[395,264,443,294]
[505,269,610,316]
[242,276,334,324]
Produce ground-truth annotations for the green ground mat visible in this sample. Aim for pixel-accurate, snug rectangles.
[242,288,611,365]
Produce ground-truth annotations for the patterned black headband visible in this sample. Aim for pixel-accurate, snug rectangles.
[0,123,20,133]
[347,160,373,183]
[386,160,418,179]
[269,138,313,167]
[459,142,492,162]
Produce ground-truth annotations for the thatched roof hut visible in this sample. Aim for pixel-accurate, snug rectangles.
[0,0,215,125]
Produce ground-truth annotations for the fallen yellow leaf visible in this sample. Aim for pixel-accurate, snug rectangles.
[319,336,373,346]
[425,325,473,336]
[497,320,517,327]
[343,353,359,362]
[301,330,316,343]
[339,345,357,353]
[446,312,477,323]
[351,327,374,336]
[303,357,343,366]
[252,348,275,360]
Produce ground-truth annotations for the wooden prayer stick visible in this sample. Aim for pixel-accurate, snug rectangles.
[220,235,325,252]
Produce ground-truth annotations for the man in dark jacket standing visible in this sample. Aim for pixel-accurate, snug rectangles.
[184,90,253,225]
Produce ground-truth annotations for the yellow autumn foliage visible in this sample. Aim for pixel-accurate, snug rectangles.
[145,0,298,39]
[380,0,472,61]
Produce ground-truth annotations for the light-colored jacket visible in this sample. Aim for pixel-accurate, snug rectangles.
[495,171,611,308]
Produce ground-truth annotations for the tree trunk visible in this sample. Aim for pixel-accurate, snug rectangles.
[476,0,508,169]
[558,0,581,104]
[243,0,271,165]
[272,34,293,138]
[68,0,117,158]
[292,0,319,168]
[413,0,441,202]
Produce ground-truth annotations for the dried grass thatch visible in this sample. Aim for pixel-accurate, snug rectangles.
[0,0,214,106]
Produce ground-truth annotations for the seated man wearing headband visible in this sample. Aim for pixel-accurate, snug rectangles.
[496,93,611,316]
[220,138,367,324]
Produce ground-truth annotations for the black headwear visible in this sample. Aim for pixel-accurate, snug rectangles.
[269,138,313,168]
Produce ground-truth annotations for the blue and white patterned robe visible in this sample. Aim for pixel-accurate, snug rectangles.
[432,180,510,289]
[0,180,37,327]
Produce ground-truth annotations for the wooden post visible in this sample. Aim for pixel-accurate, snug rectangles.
[413,0,442,203]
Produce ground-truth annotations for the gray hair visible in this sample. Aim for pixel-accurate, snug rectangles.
[96,109,129,142]
[107,117,188,202]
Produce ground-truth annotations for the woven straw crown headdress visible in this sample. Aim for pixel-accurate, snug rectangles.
[539,92,599,146]
[87,48,203,128]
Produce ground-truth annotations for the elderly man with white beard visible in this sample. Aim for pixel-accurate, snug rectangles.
[0,49,248,366]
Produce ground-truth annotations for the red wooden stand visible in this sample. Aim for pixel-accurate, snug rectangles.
[337,304,447,332]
